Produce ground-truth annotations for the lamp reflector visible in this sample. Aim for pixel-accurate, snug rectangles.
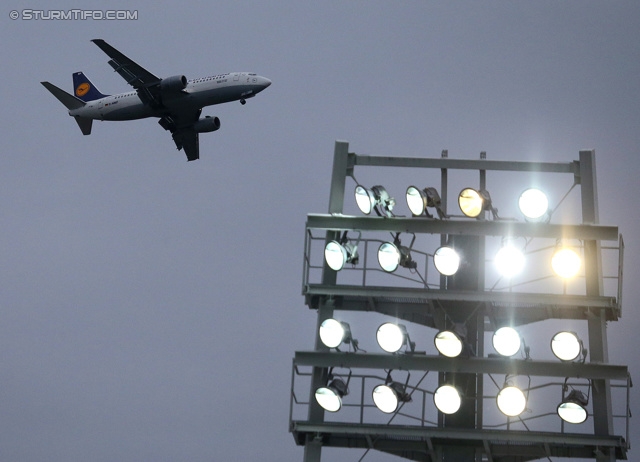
[492,327,521,357]
[557,390,589,424]
[315,379,347,412]
[434,330,463,358]
[319,319,349,349]
[551,248,581,278]
[518,188,549,220]
[378,242,401,273]
[355,185,375,215]
[551,331,582,361]
[434,246,460,276]
[372,384,400,413]
[434,385,461,414]
[497,386,526,417]
[406,186,427,216]
[458,188,484,218]
[494,245,525,278]
[324,241,348,271]
[376,323,407,353]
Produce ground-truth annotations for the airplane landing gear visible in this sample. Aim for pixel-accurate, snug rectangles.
[240,99,246,105]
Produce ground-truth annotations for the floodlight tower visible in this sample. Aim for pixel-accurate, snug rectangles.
[290,141,629,462]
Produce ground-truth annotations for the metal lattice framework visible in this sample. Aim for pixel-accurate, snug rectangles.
[290,141,630,461]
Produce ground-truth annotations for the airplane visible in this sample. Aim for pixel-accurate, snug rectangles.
[41,39,271,161]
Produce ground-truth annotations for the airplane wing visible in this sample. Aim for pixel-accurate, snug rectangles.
[91,39,162,107]
[172,129,199,162]
[162,109,202,161]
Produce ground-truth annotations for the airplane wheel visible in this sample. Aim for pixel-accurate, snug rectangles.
[240,99,246,105]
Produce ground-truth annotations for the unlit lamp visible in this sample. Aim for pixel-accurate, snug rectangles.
[355,185,395,217]
[557,389,589,424]
[406,186,444,218]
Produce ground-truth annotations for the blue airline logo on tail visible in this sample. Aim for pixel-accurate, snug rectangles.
[72,72,108,102]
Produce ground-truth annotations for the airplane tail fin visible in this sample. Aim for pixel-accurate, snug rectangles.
[72,71,109,102]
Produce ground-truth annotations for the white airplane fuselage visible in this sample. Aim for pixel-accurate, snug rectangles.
[69,72,271,121]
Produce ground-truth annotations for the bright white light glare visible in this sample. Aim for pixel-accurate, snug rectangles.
[406,186,426,216]
[319,319,347,349]
[551,248,582,278]
[324,241,348,271]
[315,386,342,412]
[558,390,589,424]
[355,185,374,215]
[376,323,406,353]
[434,330,463,358]
[492,327,521,357]
[497,386,527,417]
[372,384,400,413]
[434,385,461,414]
[434,246,460,276]
[378,242,401,272]
[551,331,582,361]
[518,188,549,220]
[494,245,525,278]
[458,188,484,218]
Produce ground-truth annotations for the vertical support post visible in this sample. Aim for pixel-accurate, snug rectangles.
[580,150,615,462]
[304,141,351,462]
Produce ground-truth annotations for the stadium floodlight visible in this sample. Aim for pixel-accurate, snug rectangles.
[557,389,589,424]
[492,327,522,357]
[324,233,359,271]
[377,235,417,273]
[551,246,582,279]
[315,378,349,412]
[551,331,585,362]
[458,188,498,219]
[433,246,460,276]
[494,244,525,278]
[497,385,527,417]
[354,185,395,217]
[518,188,549,221]
[376,322,414,353]
[372,381,411,414]
[434,385,462,414]
[319,319,353,349]
[406,186,445,218]
[434,327,466,358]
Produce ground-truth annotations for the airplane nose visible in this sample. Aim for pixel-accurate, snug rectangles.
[262,77,272,88]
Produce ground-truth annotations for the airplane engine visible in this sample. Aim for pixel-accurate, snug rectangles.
[160,75,188,92]
[193,116,221,133]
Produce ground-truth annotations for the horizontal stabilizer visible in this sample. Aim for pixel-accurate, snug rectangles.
[41,81,85,110]
[74,116,93,135]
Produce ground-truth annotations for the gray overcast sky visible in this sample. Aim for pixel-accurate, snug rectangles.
[1,1,639,461]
